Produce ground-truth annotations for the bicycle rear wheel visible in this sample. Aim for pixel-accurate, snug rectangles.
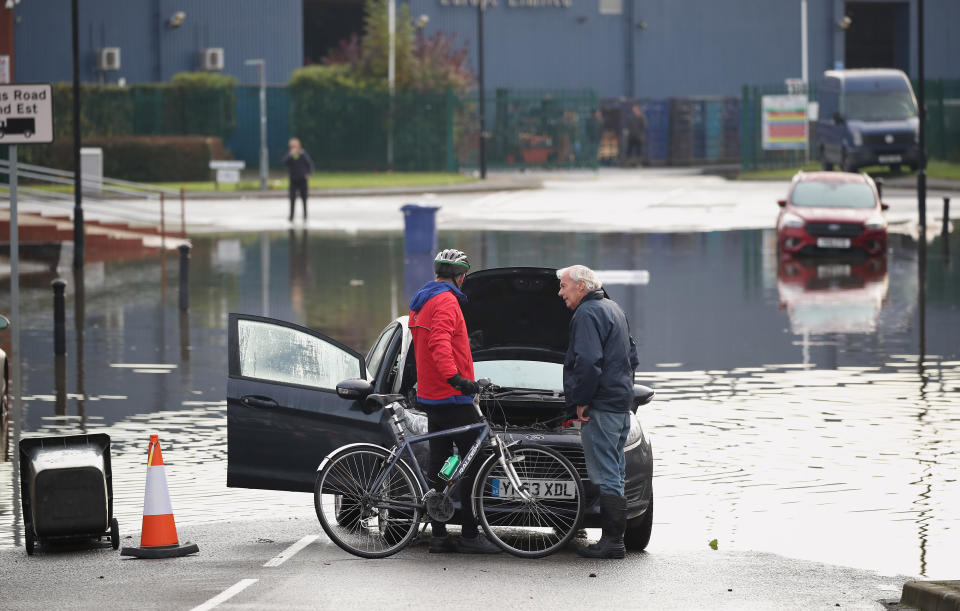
[473,444,584,558]
[315,445,423,559]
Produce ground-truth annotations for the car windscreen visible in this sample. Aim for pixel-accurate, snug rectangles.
[844,90,917,121]
[474,360,563,393]
[791,181,876,209]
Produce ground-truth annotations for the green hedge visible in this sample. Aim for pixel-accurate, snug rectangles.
[21,136,230,182]
[31,76,237,145]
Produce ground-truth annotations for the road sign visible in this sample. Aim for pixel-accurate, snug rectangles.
[216,169,240,183]
[0,83,54,143]
[209,160,246,170]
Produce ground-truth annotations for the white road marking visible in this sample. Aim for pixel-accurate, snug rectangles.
[191,579,258,611]
[132,369,174,374]
[263,534,319,567]
[109,363,178,369]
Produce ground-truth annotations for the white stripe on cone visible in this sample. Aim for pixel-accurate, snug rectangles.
[143,465,175,516]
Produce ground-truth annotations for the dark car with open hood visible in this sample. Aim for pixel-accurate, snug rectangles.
[226,267,654,550]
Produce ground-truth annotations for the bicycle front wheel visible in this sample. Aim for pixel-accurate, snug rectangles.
[315,445,423,559]
[473,443,584,558]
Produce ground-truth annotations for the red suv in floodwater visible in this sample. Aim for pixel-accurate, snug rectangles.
[776,171,888,257]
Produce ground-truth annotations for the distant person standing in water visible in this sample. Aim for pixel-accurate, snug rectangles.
[284,137,314,222]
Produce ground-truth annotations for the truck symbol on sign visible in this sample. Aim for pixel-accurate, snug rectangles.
[0,118,36,138]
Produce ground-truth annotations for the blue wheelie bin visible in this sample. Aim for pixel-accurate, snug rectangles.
[19,433,119,555]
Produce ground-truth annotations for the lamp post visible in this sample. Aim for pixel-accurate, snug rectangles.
[916,0,927,361]
[387,0,395,170]
[801,0,809,165]
[245,59,268,190]
[477,0,486,179]
[72,0,84,268]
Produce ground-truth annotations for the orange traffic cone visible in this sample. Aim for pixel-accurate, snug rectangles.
[121,434,199,558]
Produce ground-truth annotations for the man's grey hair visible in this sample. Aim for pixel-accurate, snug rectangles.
[557,265,603,291]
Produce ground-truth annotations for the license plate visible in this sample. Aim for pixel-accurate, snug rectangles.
[817,237,851,249]
[878,154,902,163]
[490,478,576,500]
[817,264,851,278]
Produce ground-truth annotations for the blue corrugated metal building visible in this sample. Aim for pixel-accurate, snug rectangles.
[5,0,958,96]
[7,0,303,85]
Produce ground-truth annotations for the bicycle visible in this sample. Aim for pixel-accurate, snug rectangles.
[313,380,585,559]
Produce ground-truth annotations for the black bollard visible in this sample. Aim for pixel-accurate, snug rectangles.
[943,197,951,236]
[944,197,951,260]
[178,244,190,312]
[875,177,883,201]
[52,279,66,355]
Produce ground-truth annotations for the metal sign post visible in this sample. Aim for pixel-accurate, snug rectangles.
[8,143,21,521]
[244,59,268,191]
[1,82,54,523]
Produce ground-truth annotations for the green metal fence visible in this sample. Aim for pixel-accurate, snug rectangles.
[286,88,459,172]
[465,89,601,169]
[742,78,960,171]
[283,88,599,172]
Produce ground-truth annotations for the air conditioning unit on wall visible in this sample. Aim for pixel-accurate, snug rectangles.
[98,47,121,71]
[201,48,225,71]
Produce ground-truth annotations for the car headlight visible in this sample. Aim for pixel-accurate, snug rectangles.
[781,212,805,228]
[625,413,646,450]
[852,129,863,146]
[864,215,886,230]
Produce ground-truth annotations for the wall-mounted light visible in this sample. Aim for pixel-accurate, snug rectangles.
[415,14,429,29]
[4,0,14,10]
[168,11,186,28]
[635,21,647,30]
[576,15,588,24]
[837,15,852,30]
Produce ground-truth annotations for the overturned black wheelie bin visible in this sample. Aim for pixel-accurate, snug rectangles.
[19,433,119,555]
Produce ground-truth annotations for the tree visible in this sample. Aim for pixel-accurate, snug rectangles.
[294,0,475,93]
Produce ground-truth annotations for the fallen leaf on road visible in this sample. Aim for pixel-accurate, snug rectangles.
[709,539,718,550]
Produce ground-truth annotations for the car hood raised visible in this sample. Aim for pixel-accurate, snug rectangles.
[461,267,571,359]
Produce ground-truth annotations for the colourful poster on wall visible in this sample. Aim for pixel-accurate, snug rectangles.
[762,94,808,150]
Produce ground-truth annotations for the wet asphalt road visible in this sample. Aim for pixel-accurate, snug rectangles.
[0,519,908,610]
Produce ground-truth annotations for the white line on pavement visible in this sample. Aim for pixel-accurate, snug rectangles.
[263,534,319,567]
[191,579,258,611]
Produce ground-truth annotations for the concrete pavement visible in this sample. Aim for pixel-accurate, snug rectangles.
[8,168,957,237]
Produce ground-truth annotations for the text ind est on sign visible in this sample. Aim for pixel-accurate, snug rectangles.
[0,83,54,144]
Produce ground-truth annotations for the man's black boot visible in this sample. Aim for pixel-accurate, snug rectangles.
[576,494,627,559]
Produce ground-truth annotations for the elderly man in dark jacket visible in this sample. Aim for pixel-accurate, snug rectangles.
[558,264,639,559]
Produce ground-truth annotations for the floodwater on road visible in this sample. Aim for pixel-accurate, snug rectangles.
[0,227,957,579]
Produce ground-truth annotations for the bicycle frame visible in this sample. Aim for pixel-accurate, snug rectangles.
[363,401,532,514]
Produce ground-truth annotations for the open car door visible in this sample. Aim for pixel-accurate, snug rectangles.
[227,314,386,492]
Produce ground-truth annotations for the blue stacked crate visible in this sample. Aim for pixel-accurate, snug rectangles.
[704,98,724,161]
[722,97,742,161]
[669,98,695,165]
[642,100,670,164]
[692,100,706,161]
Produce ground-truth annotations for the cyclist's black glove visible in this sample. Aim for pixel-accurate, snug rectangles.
[447,373,480,395]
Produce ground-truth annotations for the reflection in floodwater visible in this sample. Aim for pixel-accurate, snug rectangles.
[778,257,888,336]
[0,228,957,579]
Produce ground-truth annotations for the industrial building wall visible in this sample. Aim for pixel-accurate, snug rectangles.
[5,0,957,97]
[409,0,959,98]
[10,0,303,85]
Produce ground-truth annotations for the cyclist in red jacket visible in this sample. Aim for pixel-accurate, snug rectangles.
[408,249,499,555]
